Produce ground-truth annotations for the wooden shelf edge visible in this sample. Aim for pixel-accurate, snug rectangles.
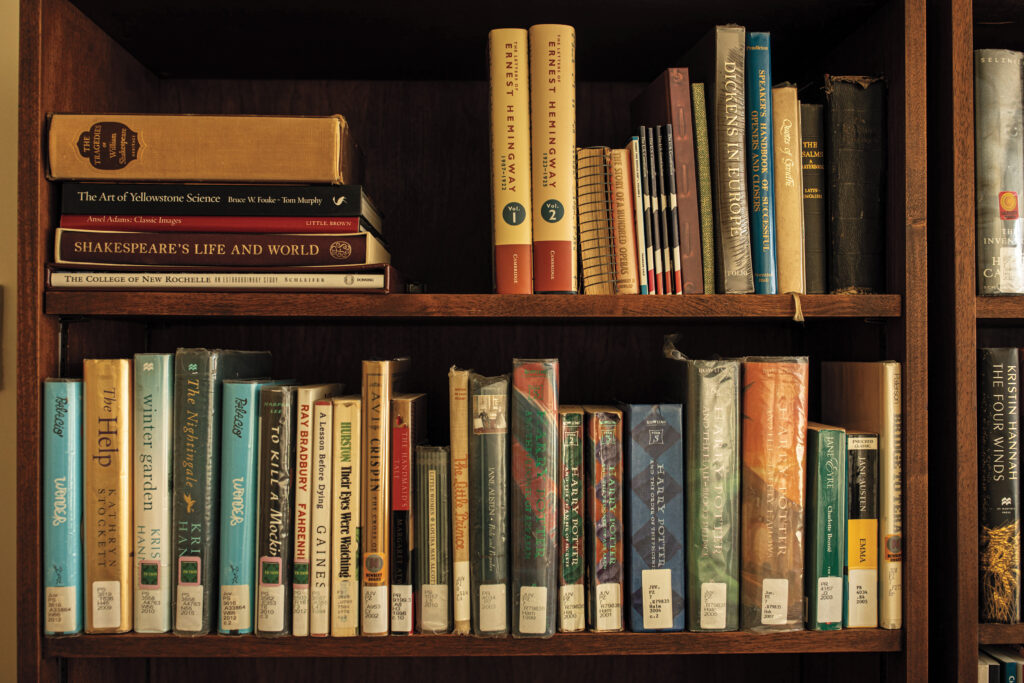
[44,292,903,320]
[42,630,903,658]
[979,623,1024,645]
[976,296,1024,319]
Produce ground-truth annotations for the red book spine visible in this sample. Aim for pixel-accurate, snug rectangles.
[60,214,364,233]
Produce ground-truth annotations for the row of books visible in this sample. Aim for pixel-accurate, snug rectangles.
[488,24,887,296]
[45,114,401,292]
[44,345,902,636]
[978,646,1024,682]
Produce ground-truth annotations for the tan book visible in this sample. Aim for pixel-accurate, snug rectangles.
[83,358,133,633]
[771,85,806,294]
[309,399,334,637]
[609,149,640,294]
[47,113,363,184]
[360,358,410,635]
[489,29,534,294]
[820,361,902,630]
[448,367,471,635]
[331,396,361,637]
[577,146,615,295]
[530,24,577,293]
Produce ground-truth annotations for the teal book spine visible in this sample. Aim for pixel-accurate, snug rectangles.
[745,31,777,294]
[805,423,847,630]
[43,379,84,636]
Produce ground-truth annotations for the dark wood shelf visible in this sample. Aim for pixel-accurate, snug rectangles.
[44,292,902,320]
[42,630,903,658]
[978,624,1024,645]
[976,296,1024,319]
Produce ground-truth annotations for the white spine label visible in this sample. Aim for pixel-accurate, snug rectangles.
[46,586,76,633]
[257,584,285,632]
[847,568,878,627]
[518,585,547,634]
[391,584,413,632]
[421,584,448,632]
[699,582,727,630]
[559,584,584,632]
[93,580,122,630]
[220,585,251,631]
[817,576,842,624]
[761,578,788,625]
[333,581,358,633]
[310,585,330,636]
[361,585,388,635]
[454,560,470,623]
[641,568,673,630]
[479,584,507,632]
[595,582,622,631]
[135,581,164,632]
[175,584,203,632]
[292,587,309,636]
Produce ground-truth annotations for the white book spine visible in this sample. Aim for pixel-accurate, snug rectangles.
[309,400,333,636]
[331,397,361,636]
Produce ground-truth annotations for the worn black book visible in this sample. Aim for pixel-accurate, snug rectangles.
[660,125,682,294]
[638,127,660,294]
[642,127,665,293]
[800,103,827,294]
[171,348,272,636]
[980,348,1022,623]
[826,75,886,293]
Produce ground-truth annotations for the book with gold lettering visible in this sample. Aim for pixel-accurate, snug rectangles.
[448,367,472,634]
[584,406,624,633]
[771,84,806,294]
[558,406,585,632]
[331,396,362,637]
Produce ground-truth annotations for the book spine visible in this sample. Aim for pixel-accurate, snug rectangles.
[585,408,624,632]
[980,349,1021,623]
[740,358,808,632]
[845,433,879,628]
[489,28,534,294]
[647,128,666,294]
[48,270,388,292]
[805,425,846,630]
[448,368,471,634]
[626,404,685,632]
[60,214,367,234]
[684,359,740,631]
[83,358,133,633]
[712,25,754,293]
[43,379,84,636]
[511,359,559,637]
[469,373,511,637]
[666,70,704,293]
[745,32,778,294]
[558,407,585,632]
[61,183,379,221]
[975,50,1024,294]
[771,85,806,294]
[826,76,887,293]
[627,138,651,295]
[609,148,640,294]
[309,400,334,636]
[55,229,389,268]
[879,362,903,630]
[659,126,683,293]
[218,381,265,635]
[416,446,451,633]
[133,353,173,633]
[530,24,577,293]
[691,82,717,293]
[256,385,296,636]
[640,127,663,294]
[331,397,361,636]
[800,103,828,294]
[577,146,616,295]
[390,394,427,634]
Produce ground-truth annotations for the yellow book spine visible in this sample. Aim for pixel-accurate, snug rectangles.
[530,24,577,293]
[771,85,806,294]
[331,396,361,637]
[83,358,133,633]
[489,29,534,294]
[448,367,471,634]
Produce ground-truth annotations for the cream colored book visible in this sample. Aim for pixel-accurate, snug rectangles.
[309,398,335,637]
[771,84,806,294]
[448,367,471,634]
[83,358,133,633]
[331,396,361,637]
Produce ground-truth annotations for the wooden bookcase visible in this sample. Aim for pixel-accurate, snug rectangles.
[929,0,1024,680]
[17,0,927,680]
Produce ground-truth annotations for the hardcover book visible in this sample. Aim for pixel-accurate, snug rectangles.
[626,138,652,294]
[469,373,510,637]
[691,82,717,293]
[331,396,362,637]
[584,406,625,633]
[740,357,809,632]
[800,103,828,294]
[655,126,681,293]
[309,399,334,636]
[625,404,685,632]
[44,379,84,636]
[489,28,534,294]
[745,32,778,294]
[640,127,664,293]
[133,353,173,633]
[83,358,133,633]
[529,24,577,293]
[391,393,427,634]
[448,367,472,634]
[805,422,847,630]
[844,431,879,628]
[60,214,378,237]
[416,446,451,633]
[979,348,1021,623]
[771,84,806,294]
[649,127,670,293]
[172,348,272,636]
[48,113,363,184]
[577,146,616,295]
[511,359,559,637]
[609,148,641,294]
[558,406,585,632]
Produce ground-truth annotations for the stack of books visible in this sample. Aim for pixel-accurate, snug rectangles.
[45,114,400,293]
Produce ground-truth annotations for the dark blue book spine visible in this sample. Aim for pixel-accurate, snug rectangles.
[745,31,778,294]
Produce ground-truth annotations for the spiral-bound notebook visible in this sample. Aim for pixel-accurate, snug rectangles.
[576,147,617,295]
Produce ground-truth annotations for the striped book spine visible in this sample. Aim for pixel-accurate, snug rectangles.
[558,406,585,632]
[584,406,624,632]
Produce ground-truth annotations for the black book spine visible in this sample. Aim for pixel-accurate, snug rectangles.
[980,348,1022,623]
[638,127,658,294]
[826,76,886,293]
[646,127,665,294]
[661,125,682,294]
[800,103,827,294]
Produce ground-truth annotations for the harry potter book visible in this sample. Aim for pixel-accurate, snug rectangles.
[558,406,585,632]
[584,407,624,632]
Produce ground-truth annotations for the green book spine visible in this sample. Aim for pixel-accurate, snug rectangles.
[415,446,451,633]
[558,407,585,632]
[691,82,716,294]
[806,424,847,630]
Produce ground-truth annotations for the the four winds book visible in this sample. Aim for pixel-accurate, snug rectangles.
[489,28,533,294]
[47,114,363,184]
[133,353,173,633]
[83,358,133,633]
[331,396,362,637]
[172,348,272,636]
[416,446,452,634]
[558,406,586,632]
[511,359,559,637]
[584,406,625,633]
[448,368,472,635]
[44,379,83,636]
[979,348,1021,623]
[390,393,427,634]
[806,422,847,630]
